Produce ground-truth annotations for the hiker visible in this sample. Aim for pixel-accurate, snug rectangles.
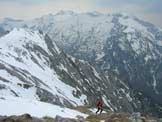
[96,100,103,114]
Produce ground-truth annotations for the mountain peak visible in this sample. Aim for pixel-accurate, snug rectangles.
[85,11,103,16]
[3,17,23,22]
[112,12,131,18]
[55,10,76,16]
[0,28,50,53]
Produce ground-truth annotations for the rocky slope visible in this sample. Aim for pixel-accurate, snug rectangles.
[0,112,162,122]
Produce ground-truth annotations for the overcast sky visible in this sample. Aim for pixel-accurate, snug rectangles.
[0,0,162,27]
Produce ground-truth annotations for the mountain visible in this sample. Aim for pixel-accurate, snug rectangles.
[27,12,162,116]
[1,11,162,117]
[0,28,139,117]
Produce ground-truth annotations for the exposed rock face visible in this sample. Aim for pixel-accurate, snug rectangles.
[0,114,45,122]
[130,113,142,122]
[55,115,84,122]
[0,27,9,37]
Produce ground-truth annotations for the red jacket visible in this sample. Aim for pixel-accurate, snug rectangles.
[96,101,103,107]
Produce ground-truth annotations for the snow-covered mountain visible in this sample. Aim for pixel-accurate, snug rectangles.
[1,11,162,117]
[0,28,80,106]
[0,28,88,117]
[0,28,139,117]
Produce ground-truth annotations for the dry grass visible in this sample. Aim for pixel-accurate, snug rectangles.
[73,106,93,114]
[86,113,113,122]
[42,116,55,122]
[105,113,131,122]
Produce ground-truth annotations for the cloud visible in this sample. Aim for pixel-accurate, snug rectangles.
[0,0,161,27]
[0,0,99,20]
[0,0,53,5]
[138,13,162,28]
[145,1,162,14]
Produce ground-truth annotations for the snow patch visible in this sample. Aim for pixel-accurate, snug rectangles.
[102,95,114,112]
[144,55,152,62]
[92,67,101,80]
[0,96,87,118]
[96,52,105,60]
[59,64,68,72]
[126,93,133,102]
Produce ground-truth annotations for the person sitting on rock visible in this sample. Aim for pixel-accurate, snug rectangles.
[96,100,103,114]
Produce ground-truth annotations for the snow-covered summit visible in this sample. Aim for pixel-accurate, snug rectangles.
[55,10,76,16]
[0,28,50,53]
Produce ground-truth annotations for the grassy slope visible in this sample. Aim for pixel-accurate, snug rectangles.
[0,106,161,122]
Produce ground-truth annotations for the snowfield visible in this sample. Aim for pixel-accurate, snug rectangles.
[0,96,87,118]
